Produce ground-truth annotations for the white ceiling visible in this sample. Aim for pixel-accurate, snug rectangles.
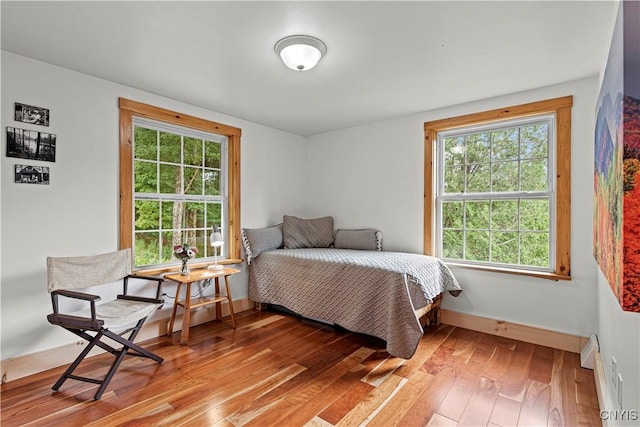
[1,1,617,137]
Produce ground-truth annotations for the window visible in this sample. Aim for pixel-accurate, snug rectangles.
[424,96,572,280]
[119,98,241,272]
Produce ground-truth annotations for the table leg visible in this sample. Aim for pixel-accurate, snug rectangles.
[224,274,236,329]
[179,282,192,345]
[167,282,181,336]
[214,277,222,322]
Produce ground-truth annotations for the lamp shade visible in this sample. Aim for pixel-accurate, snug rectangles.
[210,231,224,247]
[274,35,327,71]
[208,224,224,270]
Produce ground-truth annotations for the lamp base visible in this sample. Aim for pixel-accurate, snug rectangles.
[207,264,224,270]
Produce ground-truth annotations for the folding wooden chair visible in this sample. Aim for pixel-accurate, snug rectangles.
[46,248,164,400]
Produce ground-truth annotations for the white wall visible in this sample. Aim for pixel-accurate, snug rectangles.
[597,270,640,421]
[0,51,307,360]
[307,77,599,337]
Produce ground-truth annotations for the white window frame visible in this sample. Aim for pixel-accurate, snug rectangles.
[132,117,229,268]
[434,114,556,272]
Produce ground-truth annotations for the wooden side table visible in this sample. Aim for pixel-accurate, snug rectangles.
[164,267,240,345]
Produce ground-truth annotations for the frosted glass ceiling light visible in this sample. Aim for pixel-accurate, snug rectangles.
[274,35,327,71]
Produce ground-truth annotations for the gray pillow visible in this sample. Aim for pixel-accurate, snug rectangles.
[241,224,283,264]
[334,229,383,251]
[283,215,334,248]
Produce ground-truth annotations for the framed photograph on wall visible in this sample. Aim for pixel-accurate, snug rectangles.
[14,164,50,185]
[6,127,56,162]
[14,102,49,126]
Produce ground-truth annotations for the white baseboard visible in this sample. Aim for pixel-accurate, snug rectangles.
[594,351,612,426]
[440,309,588,353]
[1,297,253,383]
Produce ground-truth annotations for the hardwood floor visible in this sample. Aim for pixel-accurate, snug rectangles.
[1,309,601,426]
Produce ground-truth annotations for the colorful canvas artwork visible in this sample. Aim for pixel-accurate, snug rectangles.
[595,1,640,312]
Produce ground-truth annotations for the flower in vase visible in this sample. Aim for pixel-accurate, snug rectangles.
[173,244,198,261]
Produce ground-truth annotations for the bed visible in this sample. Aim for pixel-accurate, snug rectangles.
[243,216,462,359]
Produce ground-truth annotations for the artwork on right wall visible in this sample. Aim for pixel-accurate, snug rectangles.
[594,0,640,312]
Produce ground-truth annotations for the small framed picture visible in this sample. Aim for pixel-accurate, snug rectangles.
[14,164,50,185]
[6,127,56,162]
[14,102,49,126]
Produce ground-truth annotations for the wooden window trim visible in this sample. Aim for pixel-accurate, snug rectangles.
[119,98,242,272]
[424,96,572,280]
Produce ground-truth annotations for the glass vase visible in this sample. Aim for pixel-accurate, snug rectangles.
[180,258,190,276]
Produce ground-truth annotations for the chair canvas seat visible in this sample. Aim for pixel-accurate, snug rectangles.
[72,299,162,330]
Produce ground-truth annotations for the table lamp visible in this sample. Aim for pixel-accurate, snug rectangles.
[208,224,224,270]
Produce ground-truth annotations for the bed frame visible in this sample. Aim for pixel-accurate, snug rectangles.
[254,292,443,331]
[415,293,442,329]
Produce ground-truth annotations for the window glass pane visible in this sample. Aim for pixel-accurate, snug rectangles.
[491,161,519,192]
[465,200,489,230]
[444,136,466,165]
[204,140,221,168]
[184,137,203,167]
[184,167,203,195]
[134,127,157,161]
[491,128,519,161]
[491,200,518,230]
[159,132,181,163]
[443,230,464,259]
[521,159,547,191]
[159,164,181,194]
[206,202,222,226]
[134,161,157,193]
[184,202,205,231]
[204,169,220,195]
[443,136,466,193]
[521,123,548,159]
[135,232,159,266]
[193,229,206,259]
[466,164,490,193]
[442,201,463,228]
[134,200,159,230]
[465,230,489,261]
[161,231,175,263]
[520,232,549,267]
[161,200,177,230]
[520,199,549,231]
[465,132,490,163]
[444,164,465,193]
[491,231,519,264]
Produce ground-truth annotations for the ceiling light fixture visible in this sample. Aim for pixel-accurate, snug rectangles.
[274,35,327,71]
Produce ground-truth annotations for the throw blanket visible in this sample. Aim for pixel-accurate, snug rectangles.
[249,248,462,359]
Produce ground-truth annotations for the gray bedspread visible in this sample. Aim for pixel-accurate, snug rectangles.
[248,248,462,359]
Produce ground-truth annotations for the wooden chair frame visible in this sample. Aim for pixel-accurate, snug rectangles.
[47,274,164,400]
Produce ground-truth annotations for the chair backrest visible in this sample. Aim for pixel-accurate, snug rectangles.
[47,248,132,292]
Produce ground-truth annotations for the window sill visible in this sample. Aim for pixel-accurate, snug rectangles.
[134,258,244,277]
[445,262,571,281]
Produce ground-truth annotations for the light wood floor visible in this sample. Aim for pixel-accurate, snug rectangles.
[1,309,600,426]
